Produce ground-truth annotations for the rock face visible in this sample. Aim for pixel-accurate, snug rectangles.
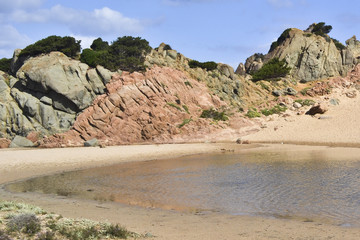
[0,52,114,139]
[40,66,227,147]
[241,26,360,82]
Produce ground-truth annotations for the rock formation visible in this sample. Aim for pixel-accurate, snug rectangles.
[240,25,360,82]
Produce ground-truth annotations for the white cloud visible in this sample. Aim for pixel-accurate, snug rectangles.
[10,5,145,35]
[267,0,293,8]
[0,0,44,12]
[0,24,31,57]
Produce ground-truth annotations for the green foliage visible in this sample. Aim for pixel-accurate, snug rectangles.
[178,118,193,128]
[331,38,346,50]
[261,105,287,116]
[245,108,261,118]
[200,108,228,121]
[251,58,290,82]
[19,35,81,58]
[269,28,291,52]
[163,44,172,50]
[104,224,128,238]
[90,37,109,51]
[294,99,315,106]
[311,22,332,37]
[7,213,41,235]
[188,60,218,71]
[167,102,182,111]
[81,36,152,72]
[300,87,311,96]
[182,105,190,114]
[0,58,11,73]
[184,81,193,88]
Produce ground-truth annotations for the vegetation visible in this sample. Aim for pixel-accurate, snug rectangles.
[269,28,291,52]
[300,87,312,96]
[261,105,287,116]
[19,35,81,58]
[178,118,193,128]
[81,36,152,72]
[251,58,291,82]
[200,108,228,121]
[167,102,182,111]
[310,22,332,37]
[245,108,261,118]
[0,200,134,240]
[182,105,190,114]
[188,60,218,71]
[331,38,346,50]
[294,99,315,106]
[184,81,193,88]
[0,58,11,73]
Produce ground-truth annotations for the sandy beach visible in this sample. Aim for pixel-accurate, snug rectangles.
[1,143,360,239]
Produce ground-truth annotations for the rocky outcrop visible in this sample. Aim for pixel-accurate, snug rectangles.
[40,66,228,147]
[241,26,360,82]
[0,52,115,139]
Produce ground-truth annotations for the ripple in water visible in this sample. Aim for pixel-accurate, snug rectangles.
[6,146,360,226]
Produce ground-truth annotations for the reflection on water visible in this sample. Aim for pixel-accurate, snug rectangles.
[6,146,360,226]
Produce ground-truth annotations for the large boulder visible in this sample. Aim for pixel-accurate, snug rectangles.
[242,25,360,82]
[9,135,34,148]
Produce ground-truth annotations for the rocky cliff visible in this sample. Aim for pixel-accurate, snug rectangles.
[240,25,360,82]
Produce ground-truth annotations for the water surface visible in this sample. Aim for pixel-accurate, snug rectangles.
[6,145,360,226]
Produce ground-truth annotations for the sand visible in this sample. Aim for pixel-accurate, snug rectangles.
[1,143,360,239]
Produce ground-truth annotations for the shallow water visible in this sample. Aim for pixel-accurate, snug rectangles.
[6,146,360,226]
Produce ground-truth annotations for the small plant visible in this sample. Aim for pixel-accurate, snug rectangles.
[300,87,311,96]
[7,213,41,235]
[182,105,190,114]
[269,28,291,52]
[0,58,11,73]
[36,230,56,240]
[184,81,193,88]
[167,102,182,111]
[178,118,193,128]
[258,82,270,91]
[261,105,287,116]
[245,108,261,118]
[163,44,172,51]
[104,223,129,238]
[331,38,346,50]
[294,99,315,106]
[0,229,11,240]
[200,108,228,121]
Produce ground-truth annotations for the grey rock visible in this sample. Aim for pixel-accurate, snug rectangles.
[306,103,328,115]
[293,102,302,108]
[40,96,53,105]
[272,90,283,97]
[235,63,246,76]
[9,135,34,148]
[87,68,106,94]
[96,65,113,84]
[284,87,297,96]
[84,138,99,147]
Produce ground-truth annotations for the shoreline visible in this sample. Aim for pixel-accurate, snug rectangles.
[2,143,360,239]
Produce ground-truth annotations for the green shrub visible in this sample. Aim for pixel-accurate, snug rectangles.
[184,81,193,88]
[90,37,109,51]
[7,213,41,235]
[104,224,128,238]
[200,108,228,121]
[19,35,81,58]
[163,44,172,50]
[311,22,332,37]
[0,58,11,73]
[300,87,311,96]
[261,105,287,116]
[331,38,346,50]
[188,60,218,71]
[245,108,261,118]
[182,105,190,114]
[81,36,151,72]
[251,58,290,82]
[269,28,291,52]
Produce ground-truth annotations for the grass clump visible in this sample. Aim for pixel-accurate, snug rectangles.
[200,108,228,121]
[182,105,190,114]
[300,87,312,96]
[245,108,261,118]
[178,118,193,128]
[167,102,182,111]
[184,81,193,88]
[294,99,315,106]
[261,105,287,116]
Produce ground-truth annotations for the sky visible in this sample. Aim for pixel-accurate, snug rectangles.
[0,0,359,69]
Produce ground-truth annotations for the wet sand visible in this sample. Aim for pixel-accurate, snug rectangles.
[1,143,360,239]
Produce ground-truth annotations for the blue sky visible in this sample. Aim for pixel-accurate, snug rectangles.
[0,0,359,68]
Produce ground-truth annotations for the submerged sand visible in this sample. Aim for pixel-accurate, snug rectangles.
[1,143,360,239]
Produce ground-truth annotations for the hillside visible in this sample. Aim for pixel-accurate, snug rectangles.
[0,23,359,148]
